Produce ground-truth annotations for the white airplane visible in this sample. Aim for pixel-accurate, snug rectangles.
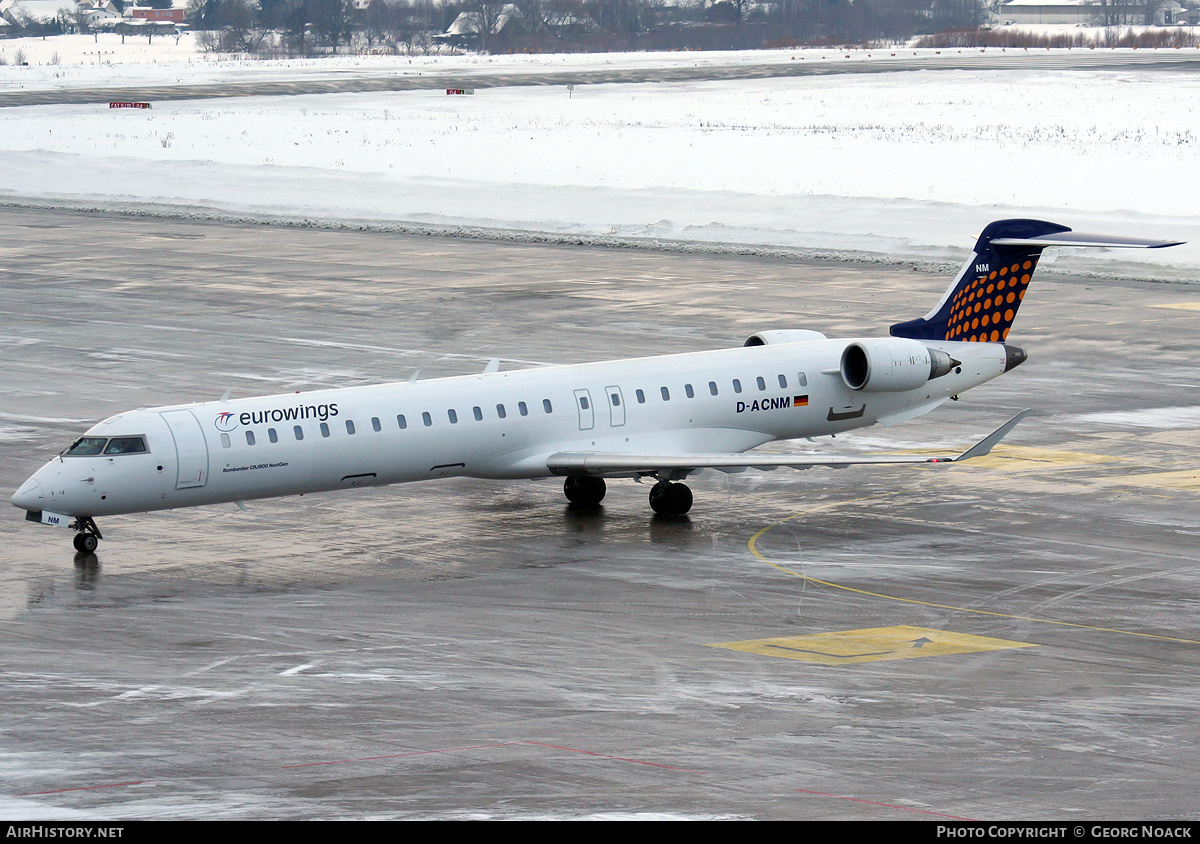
[11,219,1183,552]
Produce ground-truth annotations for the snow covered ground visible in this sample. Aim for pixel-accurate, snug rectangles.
[1,33,1198,279]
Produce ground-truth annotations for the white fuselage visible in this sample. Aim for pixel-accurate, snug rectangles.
[12,338,1009,519]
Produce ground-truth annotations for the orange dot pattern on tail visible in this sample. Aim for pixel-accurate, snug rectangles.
[944,258,1037,342]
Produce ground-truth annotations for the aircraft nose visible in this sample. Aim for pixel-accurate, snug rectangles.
[11,477,43,511]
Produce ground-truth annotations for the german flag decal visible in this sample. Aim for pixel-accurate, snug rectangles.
[795,395,809,407]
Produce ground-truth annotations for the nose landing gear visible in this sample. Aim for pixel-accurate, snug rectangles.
[70,517,102,553]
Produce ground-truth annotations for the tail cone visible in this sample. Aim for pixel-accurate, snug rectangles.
[1004,345,1028,372]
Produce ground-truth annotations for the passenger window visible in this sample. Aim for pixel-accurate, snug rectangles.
[104,436,147,455]
[422,412,432,427]
[397,414,407,429]
[797,372,808,387]
[709,381,718,396]
[660,387,670,401]
[756,376,767,391]
[518,402,528,417]
[448,409,458,424]
[496,404,507,419]
[268,428,278,444]
[220,433,231,448]
[543,399,552,413]
[685,384,694,399]
[294,426,303,441]
[371,417,381,432]
[320,422,330,438]
[246,431,256,446]
[636,389,645,404]
[778,374,788,388]
[346,420,356,435]
[732,379,742,394]
[473,406,483,421]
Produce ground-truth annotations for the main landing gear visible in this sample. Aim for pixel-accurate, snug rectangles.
[648,480,692,517]
[562,475,693,517]
[70,517,102,553]
[563,475,606,507]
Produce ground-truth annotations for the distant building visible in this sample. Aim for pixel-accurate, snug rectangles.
[77,0,120,26]
[1157,0,1187,24]
[127,5,185,24]
[998,0,1186,25]
[434,4,524,48]
[0,0,76,26]
[0,0,186,28]
[998,0,1095,24]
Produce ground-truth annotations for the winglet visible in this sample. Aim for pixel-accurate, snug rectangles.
[952,409,1032,462]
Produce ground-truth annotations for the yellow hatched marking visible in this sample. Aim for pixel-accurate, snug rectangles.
[892,445,1123,470]
[963,445,1123,470]
[746,498,1200,646]
[707,625,1037,666]
[1151,302,1200,311]
[1105,469,1200,491]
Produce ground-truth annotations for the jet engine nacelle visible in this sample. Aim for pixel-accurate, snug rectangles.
[744,329,828,347]
[840,339,955,392]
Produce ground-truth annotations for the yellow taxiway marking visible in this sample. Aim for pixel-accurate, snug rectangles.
[1151,302,1200,311]
[910,444,1199,493]
[747,497,1200,646]
[889,445,1121,471]
[1107,469,1200,491]
[946,445,1123,471]
[707,625,1036,666]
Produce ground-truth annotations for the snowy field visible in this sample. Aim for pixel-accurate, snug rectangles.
[1,32,1198,279]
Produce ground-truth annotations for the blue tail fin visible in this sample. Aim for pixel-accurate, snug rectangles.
[890,219,1183,343]
[890,219,1068,343]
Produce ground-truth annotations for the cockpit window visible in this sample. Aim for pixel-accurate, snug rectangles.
[104,436,148,455]
[65,437,107,456]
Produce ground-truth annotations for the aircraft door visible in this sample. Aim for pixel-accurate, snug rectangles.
[159,409,210,489]
[573,389,595,431]
[606,385,626,427]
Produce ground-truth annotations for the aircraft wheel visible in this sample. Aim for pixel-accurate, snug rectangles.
[564,475,606,507]
[649,481,692,516]
[75,533,99,553]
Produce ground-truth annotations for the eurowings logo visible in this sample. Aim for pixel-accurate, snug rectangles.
[214,412,238,432]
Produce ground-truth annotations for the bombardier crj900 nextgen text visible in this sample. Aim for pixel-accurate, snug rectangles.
[12,220,1183,552]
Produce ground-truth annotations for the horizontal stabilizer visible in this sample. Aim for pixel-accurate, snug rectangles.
[990,232,1184,249]
[548,410,1031,477]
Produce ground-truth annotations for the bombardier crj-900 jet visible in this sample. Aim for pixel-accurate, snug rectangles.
[12,220,1183,552]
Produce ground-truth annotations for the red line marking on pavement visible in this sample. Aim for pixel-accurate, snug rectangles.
[281,742,517,768]
[15,781,148,796]
[793,788,976,820]
[523,741,706,773]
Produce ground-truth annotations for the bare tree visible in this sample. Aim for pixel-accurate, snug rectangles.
[471,0,508,52]
[310,0,353,51]
[1142,0,1168,24]
[1093,0,1136,25]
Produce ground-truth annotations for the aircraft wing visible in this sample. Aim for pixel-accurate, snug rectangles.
[548,410,1031,476]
